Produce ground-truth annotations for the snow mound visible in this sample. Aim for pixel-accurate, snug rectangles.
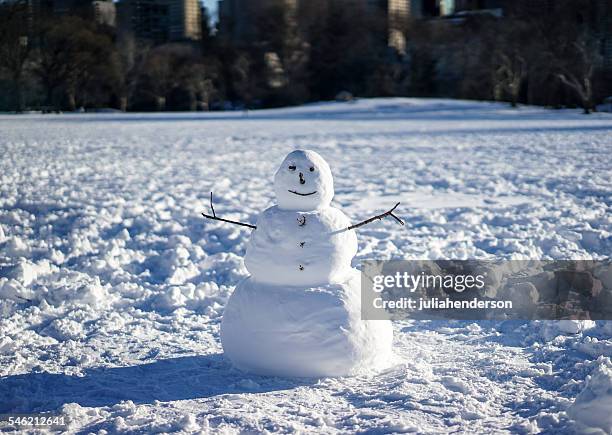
[541,320,597,341]
[568,357,612,433]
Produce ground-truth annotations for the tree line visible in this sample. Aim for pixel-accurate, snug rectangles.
[0,0,610,113]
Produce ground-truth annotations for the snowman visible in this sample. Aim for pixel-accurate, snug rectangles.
[202,150,402,377]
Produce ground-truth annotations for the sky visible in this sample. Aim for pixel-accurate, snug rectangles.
[202,0,218,21]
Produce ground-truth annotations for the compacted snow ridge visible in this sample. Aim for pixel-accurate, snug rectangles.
[0,98,611,434]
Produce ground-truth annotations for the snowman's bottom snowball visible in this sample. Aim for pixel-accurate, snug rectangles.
[221,270,393,377]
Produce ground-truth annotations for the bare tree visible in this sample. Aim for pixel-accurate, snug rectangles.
[523,0,604,114]
[116,35,152,111]
[488,18,532,107]
[556,35,600,114]
[137,46,174,110]
[33,16,118,110]
[494,51,526,107]
[0,0,31,111]
[230,53,256,108]
[130,44,215,111]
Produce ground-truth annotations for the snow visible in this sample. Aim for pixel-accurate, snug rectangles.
[567,357,612,433]
[0,98,611,433]
[273,149,335,211]
[223,150,393,377]
[244,204,357,287]
[221,270,393,377]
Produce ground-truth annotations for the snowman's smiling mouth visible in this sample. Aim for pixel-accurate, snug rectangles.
[288,190,317,196]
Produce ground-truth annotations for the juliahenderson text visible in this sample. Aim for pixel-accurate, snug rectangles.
[373,297,513,310]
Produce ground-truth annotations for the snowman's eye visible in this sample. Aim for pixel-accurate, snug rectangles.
[309,167,315,172]
[288,165,296,171]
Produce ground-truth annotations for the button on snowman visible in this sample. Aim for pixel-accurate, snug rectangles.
[205,150,399,377]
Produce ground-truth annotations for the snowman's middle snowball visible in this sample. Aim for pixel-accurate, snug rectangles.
[245,206,357,286]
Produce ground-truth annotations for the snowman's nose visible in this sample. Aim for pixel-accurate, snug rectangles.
[299,172,305,184]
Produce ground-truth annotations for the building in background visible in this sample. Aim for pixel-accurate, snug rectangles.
[169,0,201,41]
[117,0,201,44]
[117,0,170,44]
[92,0,116,26]
[593,0,612,71]
[217,0,297,46]
[51,0,86,15]
[387,0,410,54]
[52,0,116,24]
[24,0,54,34]
[218,0,409,55]
[399,0,503,19]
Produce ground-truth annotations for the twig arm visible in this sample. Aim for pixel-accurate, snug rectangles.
[201,192,257,229]
[209,192,216,217]
[347,202,404,230]
[16,295,33,303]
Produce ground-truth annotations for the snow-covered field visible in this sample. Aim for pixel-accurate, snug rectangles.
[1,98,611,434]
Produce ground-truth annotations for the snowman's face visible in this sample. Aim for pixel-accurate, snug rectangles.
[274,150,334,211]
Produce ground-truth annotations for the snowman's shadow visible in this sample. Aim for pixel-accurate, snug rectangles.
[0,353,313,413]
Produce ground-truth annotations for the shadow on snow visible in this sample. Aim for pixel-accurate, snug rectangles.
[0,353,312,413]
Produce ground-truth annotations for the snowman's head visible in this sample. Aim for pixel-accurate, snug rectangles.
[274,150,334,211]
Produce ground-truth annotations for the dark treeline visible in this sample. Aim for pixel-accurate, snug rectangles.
[0,0,610,113]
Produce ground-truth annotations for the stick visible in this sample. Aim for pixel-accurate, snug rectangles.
[347,202,404,230]
[16,295,33,303]
[201,192,257,229]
